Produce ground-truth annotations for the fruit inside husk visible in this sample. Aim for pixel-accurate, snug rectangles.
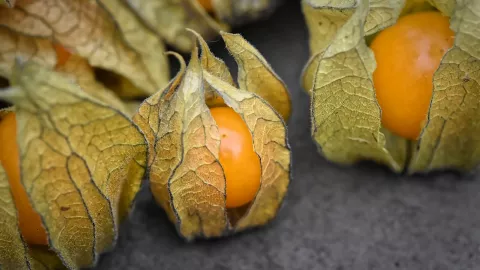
[0,112,48,246]
[302,0,480,173]
[1,0,171,101]
[53,44,72,68]
[0,61,149,268]
[133,32,291,240]
[371,11,455,140]
[210,107,261,208]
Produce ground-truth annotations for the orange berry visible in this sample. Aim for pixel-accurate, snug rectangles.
[54,44,71,68]
[0,113,48,246]
[371,11,454,140]
[197,0,213,12]
[210,107,261,208]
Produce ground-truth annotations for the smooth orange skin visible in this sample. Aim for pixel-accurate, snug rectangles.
[0,113,48,246]
[197,0,213,12]
[54,44,71,68]
[371,11,454,140]
[210,107,261,208]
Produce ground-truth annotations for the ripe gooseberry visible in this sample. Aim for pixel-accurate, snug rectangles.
[210,107,261,208]
[0,44,74,246]
[0,113,48,246]
[371,11,454,140]
[54,44,72,68]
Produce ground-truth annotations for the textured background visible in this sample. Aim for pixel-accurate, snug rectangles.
[96,1,480,269]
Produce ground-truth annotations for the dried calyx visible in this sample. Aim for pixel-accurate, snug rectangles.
[0,28,292,268]
[133,31,292,240]
[302,0,480,174]
[0,0,170,109]
[0,62,147,269]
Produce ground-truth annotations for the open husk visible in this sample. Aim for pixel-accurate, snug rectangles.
[302,0,480,174]
[133,32,291,240]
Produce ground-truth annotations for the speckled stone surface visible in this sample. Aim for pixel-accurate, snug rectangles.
[95,2,480,269]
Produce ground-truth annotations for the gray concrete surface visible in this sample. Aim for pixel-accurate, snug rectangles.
[95,2,480,269]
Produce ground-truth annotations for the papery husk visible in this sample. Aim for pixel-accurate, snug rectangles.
[409,0,480,173]
[133,32,291,240]
[302,0,480,173]
[0,0,169,99]
[125,0,228,53]
[0,62,147,269]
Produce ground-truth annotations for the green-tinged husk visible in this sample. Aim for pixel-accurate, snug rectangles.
[0,62,147,269]
[302,0,480,174]
[133,32,291,240]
